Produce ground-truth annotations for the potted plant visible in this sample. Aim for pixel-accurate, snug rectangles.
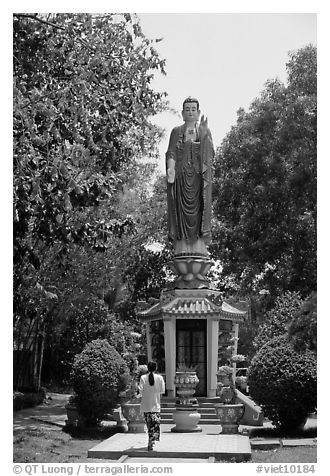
[120,364,148,433]
[214,365,245,434]
[216,365,236,402]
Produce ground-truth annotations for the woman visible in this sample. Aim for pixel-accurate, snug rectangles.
[139,361,165,451]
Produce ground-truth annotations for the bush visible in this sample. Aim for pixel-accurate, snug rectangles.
[72,339,130,426]
[13,389,46,411]
[248,336,316,431]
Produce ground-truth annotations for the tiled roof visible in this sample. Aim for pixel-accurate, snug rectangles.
[221,301,247,317]
[163,297,221,314]
[139,295,247,322]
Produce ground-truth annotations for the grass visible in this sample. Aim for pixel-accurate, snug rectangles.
[13,424,317,464]
[249,425,317,439]
[251,447,316,463]
[13,426,114,463]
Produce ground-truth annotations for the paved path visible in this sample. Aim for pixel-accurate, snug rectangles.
[88,430,252,461]
[14,393,70,431]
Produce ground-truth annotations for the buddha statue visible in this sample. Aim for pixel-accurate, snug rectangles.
[166,97,214,258]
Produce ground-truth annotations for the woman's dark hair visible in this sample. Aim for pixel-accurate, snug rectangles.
[147,361,157,386]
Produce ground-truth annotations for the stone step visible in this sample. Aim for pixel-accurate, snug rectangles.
[161,418,219,425]
[161,409,216,416]
[161,412,217,418]
[162,397,221,404]
[160,405,220,425]
[161,402,218,408]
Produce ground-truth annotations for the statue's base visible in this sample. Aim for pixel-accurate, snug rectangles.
[169,255,213,289]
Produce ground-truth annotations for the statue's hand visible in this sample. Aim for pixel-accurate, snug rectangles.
[199,115,208,140]
[167,167,175,183]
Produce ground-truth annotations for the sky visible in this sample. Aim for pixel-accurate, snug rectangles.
[137,13,317,172]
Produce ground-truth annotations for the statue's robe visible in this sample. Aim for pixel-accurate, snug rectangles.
[166,124,214,247]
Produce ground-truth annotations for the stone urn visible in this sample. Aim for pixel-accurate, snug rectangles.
[214,403,245,434]
[214,366,245,434]
[174,370,199,404]
[171,368,201,432]
[64,399,88,429]
[65,402,81,428]
[121,401,146,433]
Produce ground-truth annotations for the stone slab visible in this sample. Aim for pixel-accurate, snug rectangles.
[88,430,251,462]
[282,438,317,447]
[250,439,281,450]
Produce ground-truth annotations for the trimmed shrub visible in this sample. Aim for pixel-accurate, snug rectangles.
[72,339,130,426]
[248,336,316,431]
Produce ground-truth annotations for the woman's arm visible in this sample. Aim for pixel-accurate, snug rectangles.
[159,375,165,394]
[139,375,145,394]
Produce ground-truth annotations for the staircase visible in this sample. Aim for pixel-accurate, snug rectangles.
[160,397,221,425]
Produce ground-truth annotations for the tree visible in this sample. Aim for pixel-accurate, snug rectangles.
[212,45,316,299]
[13,13,168,389]
[114,173,171,314]
[288,291,317,353]
[252,291,303,351]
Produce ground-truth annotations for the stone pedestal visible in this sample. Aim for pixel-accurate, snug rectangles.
[171,405,202,433]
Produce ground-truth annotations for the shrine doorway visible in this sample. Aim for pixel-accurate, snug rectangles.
[176,319,207,396]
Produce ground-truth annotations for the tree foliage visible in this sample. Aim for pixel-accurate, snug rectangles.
[288,291,317,353]
[212,45,316,298]
[252,290,317,358]
[253,291,303,351]
[14,12,167,271]
[107,173,171,319]
[13,13,168,389]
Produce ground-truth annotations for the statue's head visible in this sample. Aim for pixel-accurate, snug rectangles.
[182,96,200,123]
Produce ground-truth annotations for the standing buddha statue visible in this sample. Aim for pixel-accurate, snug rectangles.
[165,97,214,288]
